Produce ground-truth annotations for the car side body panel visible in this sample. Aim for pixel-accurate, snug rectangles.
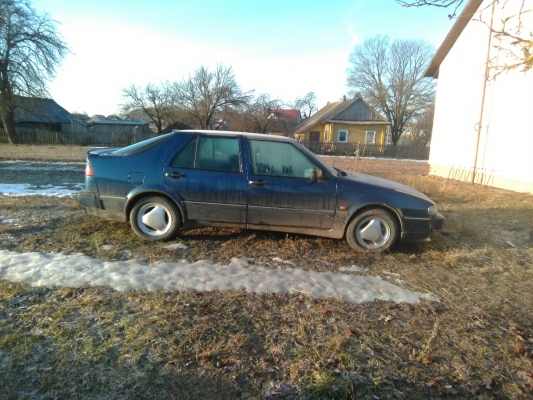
[76,130,444,249]
[163,135,248,224]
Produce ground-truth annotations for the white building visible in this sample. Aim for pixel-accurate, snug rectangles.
[426,0,533,193]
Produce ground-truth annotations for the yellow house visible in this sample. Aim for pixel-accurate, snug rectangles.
[293,97,390,146]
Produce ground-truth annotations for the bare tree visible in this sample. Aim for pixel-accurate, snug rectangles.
[121,83,175,134]
[396,0,533,73]
[0,0,68,144]
[246,94,282,133]
[408,102,435,146]
[396,0,466,17]
[292,91,317,119]
[172,64,252,130]
[223,94,280,133]
[347,35,435,145]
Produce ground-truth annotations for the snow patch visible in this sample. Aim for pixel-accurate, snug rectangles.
[317,259,338,267]
[164,243,189,251]
[339,265,366,273]
[383,270,401,277]
[0,250,435,304]
[0,183,82,197]
[272,257,297,267]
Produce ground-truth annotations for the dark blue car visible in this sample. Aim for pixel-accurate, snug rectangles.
[77,130,444,252]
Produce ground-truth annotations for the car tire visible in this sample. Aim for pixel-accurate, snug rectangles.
[346,208,398,252]
[130,196,181,241]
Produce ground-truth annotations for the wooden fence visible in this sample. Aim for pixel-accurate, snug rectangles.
[0,128,154,147]
[0,129,430,160]
[299,141,430,160]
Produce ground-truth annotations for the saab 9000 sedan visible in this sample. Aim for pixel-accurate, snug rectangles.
[77,130,444,253]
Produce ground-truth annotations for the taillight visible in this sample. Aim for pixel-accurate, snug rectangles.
[85,163,94,177]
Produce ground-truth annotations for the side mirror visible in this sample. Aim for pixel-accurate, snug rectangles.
[310,168,323,182]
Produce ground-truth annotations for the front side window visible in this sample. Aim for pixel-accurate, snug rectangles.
[366,130,376,144]
[171,136,240,172]
[249,140,316,179]
[338,130,348,143]
[384,132,392,145]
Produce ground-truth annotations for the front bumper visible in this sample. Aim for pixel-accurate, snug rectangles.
[400,212,445,243]
[433,212,445,230]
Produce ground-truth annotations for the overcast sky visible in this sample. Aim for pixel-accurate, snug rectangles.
[33,0,463,116]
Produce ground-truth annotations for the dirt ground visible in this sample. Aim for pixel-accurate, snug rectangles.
[0,144,92,162]
[1,144,532,399]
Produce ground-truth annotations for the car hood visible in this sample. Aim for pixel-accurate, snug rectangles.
[338,170,432,201]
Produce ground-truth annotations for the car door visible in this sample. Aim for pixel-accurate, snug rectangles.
[164,134,247,224]
[246,138,336,229]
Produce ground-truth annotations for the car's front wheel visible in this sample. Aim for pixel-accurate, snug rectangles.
[346,208,398,252]
[130,196,181,241]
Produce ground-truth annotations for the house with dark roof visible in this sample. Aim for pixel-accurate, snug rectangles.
[7,97,72,131]
[267,109,302,136]
[426,0,532,193]
[70,113,91,122]
[68,117,150,135]
[293,97,390,146]
[160,121,195,134]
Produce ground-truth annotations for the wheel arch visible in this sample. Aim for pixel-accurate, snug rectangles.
[344,203,403,238]
[125,190,185,225]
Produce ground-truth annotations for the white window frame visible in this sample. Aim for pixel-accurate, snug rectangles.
[384,132,392,145]
[338,130,348,143]
[365,130,376,144]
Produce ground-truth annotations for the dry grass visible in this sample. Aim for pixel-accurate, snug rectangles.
[0,144,90,162]
[1,150,533,398]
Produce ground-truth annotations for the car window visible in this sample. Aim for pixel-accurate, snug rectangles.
[113,133,173,156]
[197,137,240,172]
[171,137,197,168]
[249,140,316,179]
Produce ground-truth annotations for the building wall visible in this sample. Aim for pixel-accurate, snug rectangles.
[296,123,387,144]
[335,101,383,121]
[429,0,533,193]
[330,123,386,144]
[92,123,150,134]
[295,123,327,141]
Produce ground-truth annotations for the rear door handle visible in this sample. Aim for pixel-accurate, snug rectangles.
[165,172,186,179]
[249,180,270,186]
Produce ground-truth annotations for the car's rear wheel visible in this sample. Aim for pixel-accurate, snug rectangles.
[346,208,398,252]
[130,196,181,241]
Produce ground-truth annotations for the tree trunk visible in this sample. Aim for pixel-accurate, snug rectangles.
[0,108,18,144]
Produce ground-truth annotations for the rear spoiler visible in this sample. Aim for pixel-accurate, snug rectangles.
[86,147,122,156]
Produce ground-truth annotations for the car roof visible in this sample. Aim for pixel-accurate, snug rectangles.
[174,130,295,142]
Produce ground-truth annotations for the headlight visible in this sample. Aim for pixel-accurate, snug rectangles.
[428,205,438,216]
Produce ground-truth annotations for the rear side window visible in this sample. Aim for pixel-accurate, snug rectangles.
[171,137,197,168]
[113,133,172,156]
[171,136,241,173]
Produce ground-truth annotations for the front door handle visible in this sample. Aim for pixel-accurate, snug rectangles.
[249,180,270,186]
[165,172,186,179]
